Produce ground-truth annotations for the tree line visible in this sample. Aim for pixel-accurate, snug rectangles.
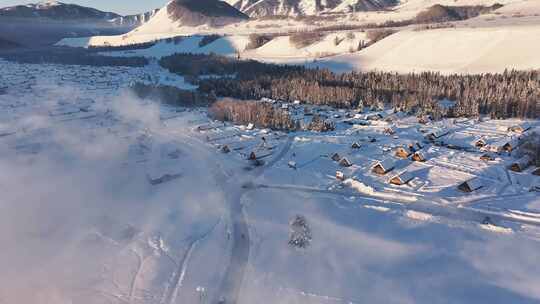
[195,65,539,119]
[1,48,148,67]
[158,53,539,119]
[209,98,298,131]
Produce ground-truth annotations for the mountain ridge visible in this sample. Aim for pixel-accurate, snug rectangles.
[225,0,399,17]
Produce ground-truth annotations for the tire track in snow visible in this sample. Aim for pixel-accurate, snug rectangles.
[161,220,220,304]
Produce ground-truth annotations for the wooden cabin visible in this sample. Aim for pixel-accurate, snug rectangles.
[339,158,353,167]
[336,171,346,181]
[480,153,495,161]
[508,123,531,134]
[408,142,423,153]
[489,138,518,154]
[351,142,362,149]
[331,153,341,162]
[372,159,395,175]
[533,168,540,176]
[412,151,426,162]
[388,171,414,185]
[458,178,483,193]
[384,127,396,135]
[474,138,487,148]
[395,147,411,159]
[509,156,532,172]
[221,145,231,153]
[418,116,430,124]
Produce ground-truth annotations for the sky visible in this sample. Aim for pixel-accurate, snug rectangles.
[0,0,169,15]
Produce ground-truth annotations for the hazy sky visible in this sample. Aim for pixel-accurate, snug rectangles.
[0,0,169,15]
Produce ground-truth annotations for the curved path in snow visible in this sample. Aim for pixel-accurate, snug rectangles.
[214,136,293,304]
[178,130,292,304]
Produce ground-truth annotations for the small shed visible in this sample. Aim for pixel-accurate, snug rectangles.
[339,157,353,167]
[288,161,297,169]
[533,167,540,176]
[367,113,383,121]
[425,129,449,141]
[388,171,414,185]
[458,178,483,193]
[331,153,341,162]
[351,142,362,149]
[480,153,495,161]
[246,123,255,130]
[412,151,426,162]
[336,171,345,181]
[395,147,411,159]
[509,155,532,172]
[508,123,531,134]
[372,159,395,175]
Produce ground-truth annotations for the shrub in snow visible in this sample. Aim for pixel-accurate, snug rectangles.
[307,115,335,132]
[246,33,274,50]
[289,215,312,249]
[366,29,396,44]
[289,31,324,48]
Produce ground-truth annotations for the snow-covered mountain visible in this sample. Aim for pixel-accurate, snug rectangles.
[0,1,121,20]
[118,0,249,36]
[225,0,399,17]
[166,0,249,27]
[110,8,160,27]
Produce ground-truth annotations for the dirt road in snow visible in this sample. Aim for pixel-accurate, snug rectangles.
[214,136,293,304]
[178,131,292,304]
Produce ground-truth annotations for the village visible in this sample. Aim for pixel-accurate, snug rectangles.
[2,58,539,228]
[197,97,540,226]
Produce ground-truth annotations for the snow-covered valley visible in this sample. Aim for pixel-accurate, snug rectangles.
[2,0,540,302]
[1,59,540,304]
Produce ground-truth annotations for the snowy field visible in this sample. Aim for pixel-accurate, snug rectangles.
[1,59,540,303]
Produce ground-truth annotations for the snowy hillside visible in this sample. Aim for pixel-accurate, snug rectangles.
[97,31,370,63]
[311,25,540,74]
[225,0,399,17]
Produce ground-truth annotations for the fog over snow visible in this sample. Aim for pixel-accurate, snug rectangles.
[1,60,540,304]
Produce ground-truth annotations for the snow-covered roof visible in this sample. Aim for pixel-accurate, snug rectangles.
[463,178,483,191]
[388,170,414,183]
[513,155,532,167]
[508,122,531,133]
[372,158,395,171]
